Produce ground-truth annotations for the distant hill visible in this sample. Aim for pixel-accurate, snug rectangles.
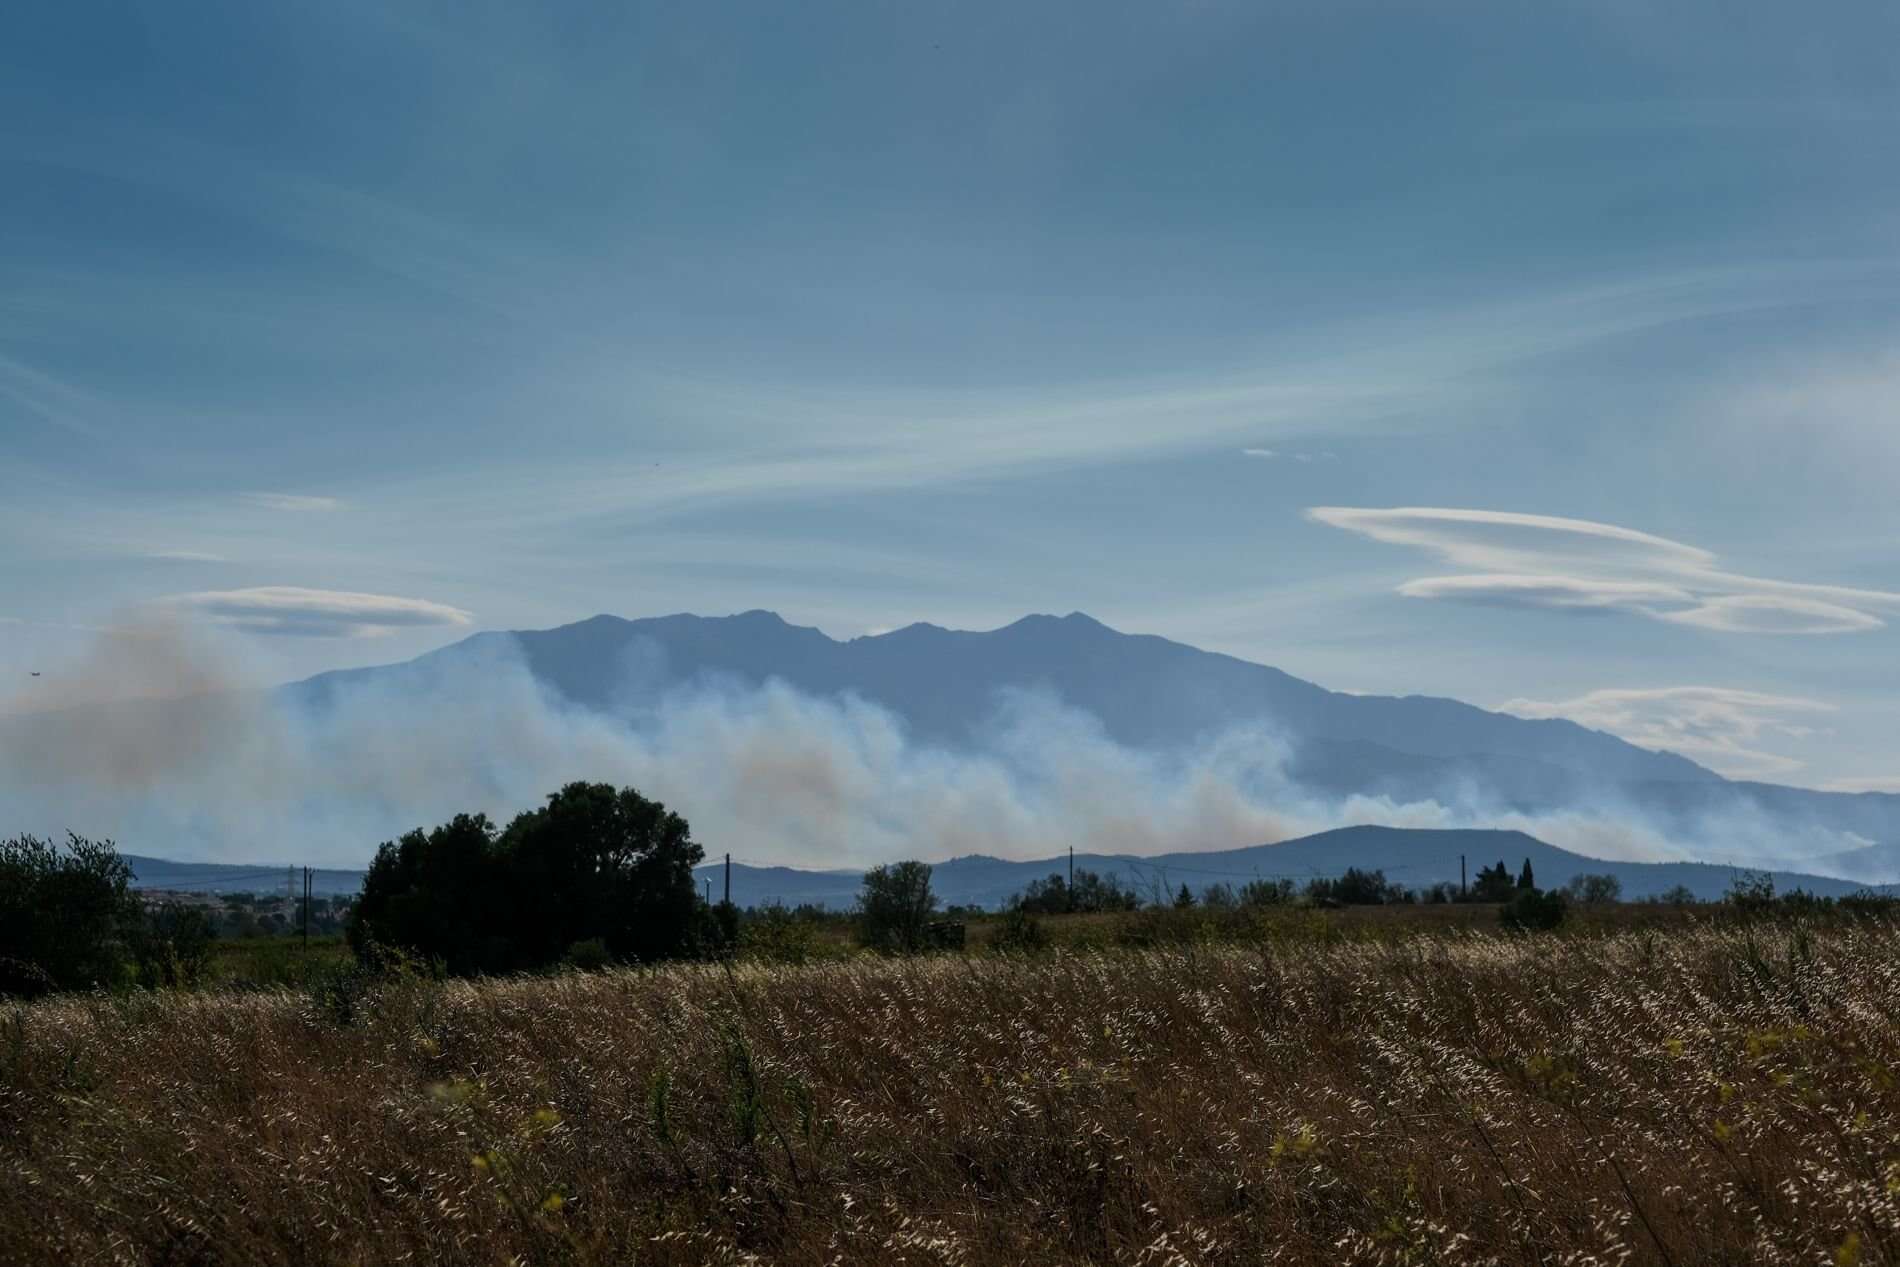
[290,610,1900,867]
[127,825,1877,908]
[694,825,1877,909]
[125,855,366,897]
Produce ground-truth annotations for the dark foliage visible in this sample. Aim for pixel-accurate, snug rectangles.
[1013,868,1144,915]
[1562,873,1623,905]
[1305,867,1408,906]
[1501,887,1568,932]
[349,782,705,974]
[129,902,216,989]
[0,956,55,1001]
[1471,860,1517,903]
[856,860,937,953]
[0,833,138,990]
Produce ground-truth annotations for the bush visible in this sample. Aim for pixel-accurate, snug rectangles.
[564,938,612,972]
[0,833,139,991]
[0,956,55,1001]
[1501,888,1568,932]
[992,905,1047,953]
[129,903,216,990]
[738,903,833,965]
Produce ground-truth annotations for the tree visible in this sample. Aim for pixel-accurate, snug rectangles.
[1174,883,1195,909]
[1015,872,1070,915]
[1518,858,1535,891]
[1471,861,1517,903]
[1307,867,1404,906]
[350,783,706,974]
[1014,868,1142,915]
[1239,878,1296,907]
[0,832,139,991]
[351,813,507,974]
[857,861,937,953]
[1561,873,1623,905]
[1725,870,1777,913]
[1073,869,1142,912]
[500,782,704,966]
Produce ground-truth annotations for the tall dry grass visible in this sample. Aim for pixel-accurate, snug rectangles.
[5,923,1900,1264]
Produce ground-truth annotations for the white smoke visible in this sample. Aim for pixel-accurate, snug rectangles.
[0,622,1880,874]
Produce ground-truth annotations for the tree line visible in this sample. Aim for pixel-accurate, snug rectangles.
[10,781,1895,997]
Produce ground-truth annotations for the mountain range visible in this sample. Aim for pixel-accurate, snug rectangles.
[126,826,1877,906]
[291,609,1899,872]
[691,825,1881,908]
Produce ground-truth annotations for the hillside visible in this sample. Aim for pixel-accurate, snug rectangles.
[124,855,367,897]
[289,610,1900,867]
[294,611,1717,782]
[695,825,1872,908]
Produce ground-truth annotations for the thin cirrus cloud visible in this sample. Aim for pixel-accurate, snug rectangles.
[240,492,342,512]
[1500,686,1836,781]
[146,550,227,563]
[1307,507,1900,635]
[163,586,473,638]
[1241,448,1335,463]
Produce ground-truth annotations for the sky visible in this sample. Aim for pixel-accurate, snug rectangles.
[4,0,1899,793]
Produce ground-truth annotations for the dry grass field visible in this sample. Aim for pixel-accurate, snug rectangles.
[6,921,1900,1265]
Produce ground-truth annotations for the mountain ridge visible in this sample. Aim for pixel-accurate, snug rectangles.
[284,609,1898,871]
[126,826,1885,907]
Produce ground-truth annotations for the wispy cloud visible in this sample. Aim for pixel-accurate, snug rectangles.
[1500,686,1836,780]
[240,493,343,512]
[1241,447,1334,463]
[1308,507,1900,634]
[162,586,472,638]
[146,550,228,563]
[1821,775,1900,795]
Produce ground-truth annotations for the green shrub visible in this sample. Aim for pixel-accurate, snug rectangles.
[0,833,139,991]
[992,906,1047,953]
[564,938,612,972]
[0,957,55,1001]
[1500,888,1567,932]
[130,903,216,990]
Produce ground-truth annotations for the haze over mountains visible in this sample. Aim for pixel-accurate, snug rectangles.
[281,609,1900,878]
[11,609,1897,881]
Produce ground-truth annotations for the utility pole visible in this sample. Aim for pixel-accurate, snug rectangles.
[1460,855,1466,901]
[724,852,731,906]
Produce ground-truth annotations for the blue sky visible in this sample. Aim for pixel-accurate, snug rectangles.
[5,0,1900,790]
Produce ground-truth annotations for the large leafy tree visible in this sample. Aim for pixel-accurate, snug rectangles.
[350,813,506,974]
[500,782,703,965]
[350,783,705,974]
